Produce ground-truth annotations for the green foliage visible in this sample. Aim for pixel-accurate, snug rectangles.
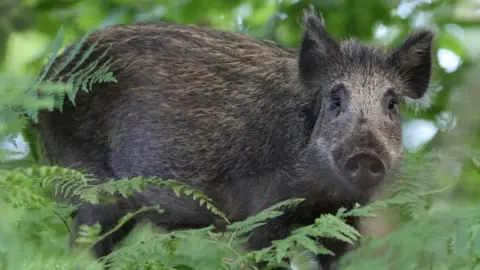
[340,201,480,270]
[0,0,480,270]
[0,164,367,270]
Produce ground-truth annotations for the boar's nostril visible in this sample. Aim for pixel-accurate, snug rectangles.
[345,158,360,173]
[344,152,386,189]
[369,160,385,174]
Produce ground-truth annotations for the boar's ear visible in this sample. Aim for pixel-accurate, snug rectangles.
[298,9,340,83]
[390,30,435,99]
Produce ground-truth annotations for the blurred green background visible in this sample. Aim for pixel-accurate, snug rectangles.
[1,0,480,225]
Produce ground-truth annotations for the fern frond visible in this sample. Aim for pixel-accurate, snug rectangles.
[227,198,305,236]
[22,26,117,121]
[386,146,472,221]
[340,203,480,270]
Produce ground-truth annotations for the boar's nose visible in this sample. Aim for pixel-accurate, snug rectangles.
[344,152,386,189]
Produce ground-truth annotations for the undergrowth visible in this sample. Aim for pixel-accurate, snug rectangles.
[0,25,479,270]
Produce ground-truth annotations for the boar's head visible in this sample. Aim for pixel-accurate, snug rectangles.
[295,11,434,203]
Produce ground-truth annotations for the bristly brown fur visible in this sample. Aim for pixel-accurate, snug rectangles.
[33,9,434,269]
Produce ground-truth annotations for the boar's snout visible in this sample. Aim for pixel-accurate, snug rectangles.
[343,150,387,190]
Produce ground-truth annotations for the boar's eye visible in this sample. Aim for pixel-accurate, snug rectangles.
[333,97,341,107]
[329,84,347,113]
[384,88,400,114]
[383,88,401,120]
[388,99,398,110]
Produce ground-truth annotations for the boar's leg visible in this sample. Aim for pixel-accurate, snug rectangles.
[71,201,136,258]
[244,176,359,270]
[71,186,220,258]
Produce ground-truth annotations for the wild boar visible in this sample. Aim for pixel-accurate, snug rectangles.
[32,9,434,269]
